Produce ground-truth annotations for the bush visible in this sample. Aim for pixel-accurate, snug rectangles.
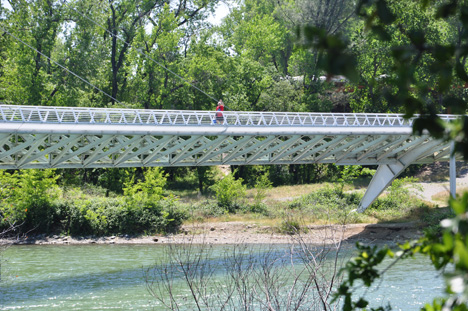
[56,196,187,236]
[419,206,455,237]
[0,167,188,236]
[252,170,272,206]
[210,171,247,212]
[0,169,60,233]
[123,167,167,202]
[291,186,361,210]
[371,177,420,211]
[278,217,302,235]
[287,185,363,223]
[186,200,226,220]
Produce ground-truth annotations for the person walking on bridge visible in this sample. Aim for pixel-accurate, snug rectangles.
[215,100,225,124]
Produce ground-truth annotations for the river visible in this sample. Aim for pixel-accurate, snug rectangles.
[0,243,445,310]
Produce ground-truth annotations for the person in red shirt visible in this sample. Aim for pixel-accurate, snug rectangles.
[215,100,225,124]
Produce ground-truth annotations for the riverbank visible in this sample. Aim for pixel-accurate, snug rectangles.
[3,162,463,247]
[2,221,422,245]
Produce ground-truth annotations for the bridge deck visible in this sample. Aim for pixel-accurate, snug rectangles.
[0,105,457,169]
[0,105,459,211]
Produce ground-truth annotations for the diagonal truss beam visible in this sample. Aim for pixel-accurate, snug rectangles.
[358,138,443,212]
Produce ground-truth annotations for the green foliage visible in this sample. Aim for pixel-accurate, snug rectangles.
[252,169,273,208]
[186,199,227,221]
[0,169,60,232]
[353,0,468,157]
[296,1,468,307]
[366,177,428,222]
[336,165,366,196]
[371,177,420,210]
[257,78,306,112]
[292,186,361,210]
[56,195,186,236]
[195,166,217,194]
[420,207,455,237]
[334,193,468,311]
[289,185,363,224]
[96,168,131,195]
[240,170,273,216]
[123,167,167,203]
[297,26,359,83]
[278,217,302,235]
[0,168,186,236]
[332,242,395,311]
[210,171,247,213]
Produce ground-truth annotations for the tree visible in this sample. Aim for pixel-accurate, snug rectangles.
[348,1,453,113]
[0,0,64,105]
[295,0,468,310]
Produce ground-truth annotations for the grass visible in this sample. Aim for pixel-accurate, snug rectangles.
[53,178,451,236]
[170,178,448,231]
[431,186,468,203]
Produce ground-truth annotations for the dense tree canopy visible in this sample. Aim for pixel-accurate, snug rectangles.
[1,0,467,190]
[0,0,358,112]
[0,0,464,118]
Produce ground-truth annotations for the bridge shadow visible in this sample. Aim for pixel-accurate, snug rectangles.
[343,222,422,245]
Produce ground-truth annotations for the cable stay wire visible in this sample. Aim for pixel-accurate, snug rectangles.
[0,25,125,107]
[72,6,219,104]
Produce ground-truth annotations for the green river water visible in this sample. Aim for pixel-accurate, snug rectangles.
[0,244,445,310]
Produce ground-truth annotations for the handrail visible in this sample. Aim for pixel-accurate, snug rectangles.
[0,104,458,127]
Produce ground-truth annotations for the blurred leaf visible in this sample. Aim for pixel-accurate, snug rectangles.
[456,61,468,82]
[412,116,445,139]
[371,24,392,41]
[376,0,396,24]
[355,298,369,308]
[408,30,426,49]
[436,0,458,18]
[461,5,468,27]
[444,96,467,114]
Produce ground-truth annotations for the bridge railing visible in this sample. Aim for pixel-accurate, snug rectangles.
[0,104,457,127]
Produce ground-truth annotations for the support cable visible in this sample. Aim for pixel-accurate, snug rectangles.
[0,25,124,106]
[72,7,219,104]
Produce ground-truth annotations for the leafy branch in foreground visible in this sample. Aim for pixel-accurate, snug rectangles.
[334,193,468,311]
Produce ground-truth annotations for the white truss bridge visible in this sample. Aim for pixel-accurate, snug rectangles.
[0,105,459,211]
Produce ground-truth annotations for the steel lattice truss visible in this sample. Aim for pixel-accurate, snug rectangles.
[0,131,455,169]
[0,105,460,211]
[0,104,458,169]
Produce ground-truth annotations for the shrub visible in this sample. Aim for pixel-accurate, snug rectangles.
[0,169,60,233]
[252,170,273,209]
[371,177,421,211]
[288,185,363,223]
[278,217,302,235]
[210,171,247,212]
[419,206,455,237]
[56,196,187,236]
[187,200,226,220]
[123,167,167,202]
[291,186,361,210]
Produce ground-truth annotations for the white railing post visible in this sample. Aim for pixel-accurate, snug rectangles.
[0,104,459,127]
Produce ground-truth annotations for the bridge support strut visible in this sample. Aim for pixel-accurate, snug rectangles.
[358,139,442,212]
[450,141,457,199]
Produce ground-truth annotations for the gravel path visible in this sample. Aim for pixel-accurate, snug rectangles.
[413,166,468,204]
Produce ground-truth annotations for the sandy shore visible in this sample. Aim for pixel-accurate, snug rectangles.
[2,221,422,246]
